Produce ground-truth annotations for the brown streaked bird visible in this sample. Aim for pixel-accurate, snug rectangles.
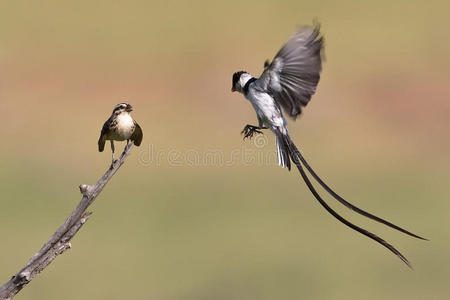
[231,24,426,268]
[98,103,143,162]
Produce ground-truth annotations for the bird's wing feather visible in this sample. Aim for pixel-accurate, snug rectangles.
[131,121,143,146]
[255,24,324,119]
[98,116,113,152]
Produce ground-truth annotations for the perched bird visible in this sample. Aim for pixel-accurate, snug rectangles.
[98,103,143,162]
[231,24,426,267]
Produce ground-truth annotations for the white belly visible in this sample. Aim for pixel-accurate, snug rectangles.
[247,89,285,129]
[112,113,135,140]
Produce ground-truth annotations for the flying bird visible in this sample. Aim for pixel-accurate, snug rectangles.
[98,103,143,162]
[231,24,426,267]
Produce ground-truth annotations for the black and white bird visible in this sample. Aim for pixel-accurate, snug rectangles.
[231,24,426,267]
[98,103,143,162]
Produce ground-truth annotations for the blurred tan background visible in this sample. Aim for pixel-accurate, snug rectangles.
[1,1,449,299]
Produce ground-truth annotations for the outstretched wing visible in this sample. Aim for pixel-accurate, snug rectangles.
[131,121,143,146]
[255,25,324,119]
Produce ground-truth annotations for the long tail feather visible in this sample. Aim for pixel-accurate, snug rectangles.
[281,133,414,267]
[285,135,426,240]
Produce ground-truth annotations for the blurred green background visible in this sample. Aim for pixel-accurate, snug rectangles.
[1,1,449,299]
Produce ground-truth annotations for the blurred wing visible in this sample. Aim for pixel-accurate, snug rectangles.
[255,25,324,119]
[131,121,143,146]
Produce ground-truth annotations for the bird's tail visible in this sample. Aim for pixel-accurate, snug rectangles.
[275,131,291,170]
[276,130,426,267]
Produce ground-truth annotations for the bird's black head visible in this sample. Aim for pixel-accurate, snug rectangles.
[231,71,247,93]
[113,103,133,114]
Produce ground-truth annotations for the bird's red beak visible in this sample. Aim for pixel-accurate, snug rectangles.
[231,87,236,92]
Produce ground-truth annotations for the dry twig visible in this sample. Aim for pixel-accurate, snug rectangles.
[0,143,135,300]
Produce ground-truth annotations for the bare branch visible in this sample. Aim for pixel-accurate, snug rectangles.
[0,143,135,300]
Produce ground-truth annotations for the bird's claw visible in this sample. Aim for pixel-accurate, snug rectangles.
[241,125,263,140]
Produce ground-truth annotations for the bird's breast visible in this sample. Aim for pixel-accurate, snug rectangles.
[114,114,135,140]
[247,89,285,129]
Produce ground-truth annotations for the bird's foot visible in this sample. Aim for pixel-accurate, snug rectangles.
[241,125,263,140]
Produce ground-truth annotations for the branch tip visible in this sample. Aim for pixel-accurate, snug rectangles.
[78,184,90,195]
